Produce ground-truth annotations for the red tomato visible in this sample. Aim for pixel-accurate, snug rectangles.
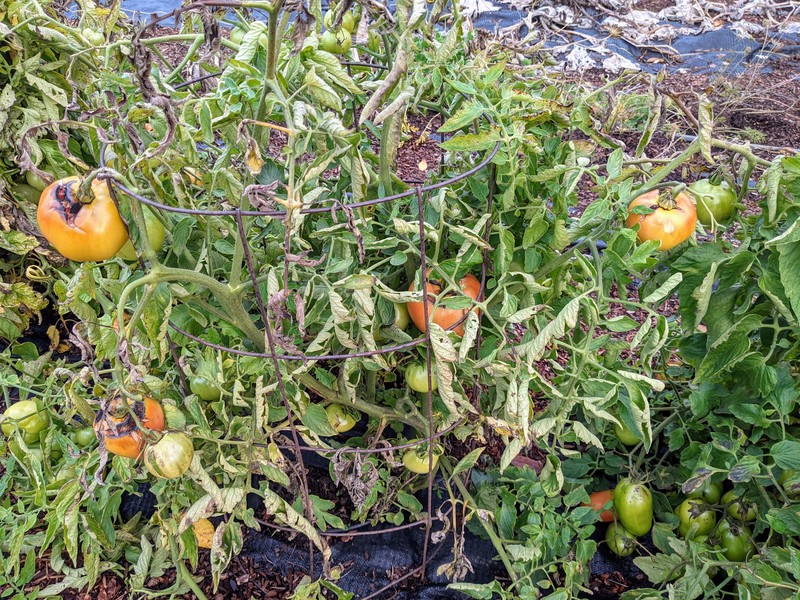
[407,268,481,337]
[585,489,615,523]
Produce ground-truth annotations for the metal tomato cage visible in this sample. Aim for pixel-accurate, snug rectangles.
[104,2,501,595]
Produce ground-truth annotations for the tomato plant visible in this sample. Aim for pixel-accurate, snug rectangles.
[37,176,129,261]
[405,362,437,394]
[675,498,716,539]
[625,189,697,251]
[2,400,50,444]
[613,479,653,536]
[144,431,194,479]
[407,269,481,337]
[688,178,737,227]
[605,522,636,557]
[93,395,165,459]
[325,404,357,433]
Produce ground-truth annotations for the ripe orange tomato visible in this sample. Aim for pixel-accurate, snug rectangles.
[407,268,481,337]
[93,395,165,459]
[37,176,129,261]
[585,489,615,523]
[625,190,696,251]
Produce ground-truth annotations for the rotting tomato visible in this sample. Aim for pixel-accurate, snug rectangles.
[325,404,357,433]
[613,420,640,446]
[407,268,481,337]
[718,520,756,562]
[676,498,717,539]
[625,189,697,251]
[189,376,221,402]
[144,431,194,479]
[403,445,442,474]
[688,479,723,504]
[193,518,215,549]
[320,28,352,54]
[37,176,129,262]
[405,362,438,394]
[116,205,166,261]
[585,489,615,523]
[605,522,636,557]
[2,400,50,445]
[722,490,756,522]
[614,478,653,536]
[688,179,737,227]
[93,395,165,459]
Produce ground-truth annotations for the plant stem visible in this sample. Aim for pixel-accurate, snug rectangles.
[442,458,520,589]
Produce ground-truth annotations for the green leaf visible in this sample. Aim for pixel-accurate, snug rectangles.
[440,130,500,152]
[771,441,800,470]
[775,219,800,321]
[438,100,484,132]
[302,403,338,438]
[451,447,484,477]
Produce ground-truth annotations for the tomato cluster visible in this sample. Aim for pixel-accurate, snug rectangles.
[673,483,757,561]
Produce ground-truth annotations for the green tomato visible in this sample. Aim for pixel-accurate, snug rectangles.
[320,28,352,54]
[325,404,357,433]
[613,478,653,536]
[687,480,723,504]
[374,303,410,342]
[81,27,105,46]
[7,439,44,463]
[688,179,738,227]
[613,420,641,446]
[676,498,717,539]
[11,183,42,204]
[25,170,47,191]
[403,447,440,474]
[69,426,96,448]
[117,205,166,261]
[405,362,437,394]
[2,401,50,445]
[718,520,756,562]
[190,377,221,401]
[144,432,194,479]
[722,490,756,522]
[605,522,636,557]
[341,12,356,32]
[229,26,246,44]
